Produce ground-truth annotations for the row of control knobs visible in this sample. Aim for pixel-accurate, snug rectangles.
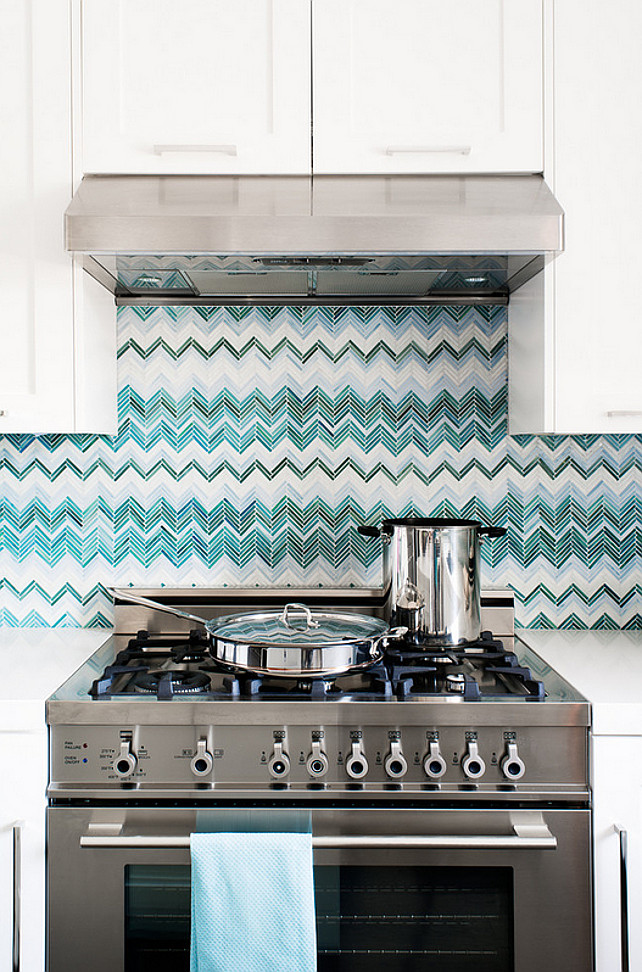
[112,737,526,781]
[269,739,526,781]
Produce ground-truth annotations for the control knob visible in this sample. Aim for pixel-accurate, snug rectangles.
[384,740,408,779]
[306,740,329,778]
[190,738,213,777]
[268,741,291,779]
[346,741,369,780]
[423,740,447,780]
[113,740,137,778]
[462,740,486,780]
[501,741,525,780]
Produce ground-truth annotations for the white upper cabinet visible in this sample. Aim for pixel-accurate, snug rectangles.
[0,0,74,430]
[0,0,116,434]
[80,0,311,175]
[509,0,642,433]
[550,0,642,433]
[312,0,543,174]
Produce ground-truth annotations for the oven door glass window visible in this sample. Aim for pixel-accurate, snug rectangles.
[125,864,513,971]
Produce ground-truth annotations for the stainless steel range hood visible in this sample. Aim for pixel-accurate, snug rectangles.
[65,174,563,306]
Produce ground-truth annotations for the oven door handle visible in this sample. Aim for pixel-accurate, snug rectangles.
[80,826,557,851]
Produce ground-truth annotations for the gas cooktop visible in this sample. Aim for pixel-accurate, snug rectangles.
[46,588,589,803]
[88,628,546,702]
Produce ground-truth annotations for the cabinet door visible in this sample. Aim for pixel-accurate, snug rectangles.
[80,0,311,175]
[313,0,543,174]
[593,736,642,972]
[0,730,47,972]
[0,0,75,431]
[551,0,642,433]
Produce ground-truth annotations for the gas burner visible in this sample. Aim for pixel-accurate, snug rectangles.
[132,669,211,697]
[446,673,466,694]
[169,643,209,664]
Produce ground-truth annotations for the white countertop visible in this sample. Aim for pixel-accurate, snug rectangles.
[518,629,642,735]
[0,628,111,731]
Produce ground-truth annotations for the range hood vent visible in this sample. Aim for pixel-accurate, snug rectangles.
[66,174,564,306]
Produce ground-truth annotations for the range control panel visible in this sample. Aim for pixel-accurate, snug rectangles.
[52,724,587,790]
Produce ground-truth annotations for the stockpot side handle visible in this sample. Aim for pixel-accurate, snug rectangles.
[357,525,382,538]
[479,526,507,539]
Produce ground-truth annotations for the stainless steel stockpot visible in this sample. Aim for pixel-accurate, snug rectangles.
[358,518,506,646]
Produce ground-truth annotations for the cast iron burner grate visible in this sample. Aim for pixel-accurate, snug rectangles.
[89,628,545,701]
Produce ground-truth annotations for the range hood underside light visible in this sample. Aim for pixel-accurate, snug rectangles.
[68,174,563,306]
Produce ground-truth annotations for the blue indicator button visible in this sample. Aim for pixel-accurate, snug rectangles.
[82,758,88,764]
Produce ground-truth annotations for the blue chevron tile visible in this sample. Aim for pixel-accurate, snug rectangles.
[1,303,642,627]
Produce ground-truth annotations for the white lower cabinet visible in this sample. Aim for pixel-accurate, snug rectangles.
[593,735,642,972]
[0,730,47,972]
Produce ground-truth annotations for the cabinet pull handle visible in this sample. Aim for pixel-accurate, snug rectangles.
[385,144,472,156]
[12,822,22,972]
[153,143,238,156]
[606,410,642,418]
[614,824,630,972]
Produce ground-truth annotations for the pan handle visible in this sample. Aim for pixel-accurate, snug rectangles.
[109,589,210,628]
[371,626,408,656]
[478,525,507,539]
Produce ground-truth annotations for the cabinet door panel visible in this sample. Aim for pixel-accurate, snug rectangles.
[551,0,642,433]
[81,0,311,174]
[0,730,47,972]
[0,0,75,431]
[313,0,543,174]
[593,736,642,972]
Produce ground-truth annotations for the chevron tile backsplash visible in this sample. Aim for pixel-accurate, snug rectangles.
[1,303,640,628]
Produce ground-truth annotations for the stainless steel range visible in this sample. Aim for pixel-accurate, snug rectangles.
[46,588,592,972]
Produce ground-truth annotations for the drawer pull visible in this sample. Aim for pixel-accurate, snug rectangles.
[385,144,471,156]
[153,143,238,156]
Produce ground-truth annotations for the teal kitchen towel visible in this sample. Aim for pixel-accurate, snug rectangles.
[190,831,317,972]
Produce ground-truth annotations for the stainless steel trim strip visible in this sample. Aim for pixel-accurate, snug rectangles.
[12,823,21,972]
[615,824,630,972]
[114,293,510,308]
[80,828,557,850]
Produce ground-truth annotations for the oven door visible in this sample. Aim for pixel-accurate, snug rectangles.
[47,804,591,972]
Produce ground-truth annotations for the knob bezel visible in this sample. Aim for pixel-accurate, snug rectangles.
[190,739,214,777]
[268,741,291,779]
[113,742,137,778]
[462,741,486,780]
[501,742,525,781]
[346,741,369,780]
[423,741,447,780]
[384,740,408,779]
[306,741,329,778]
